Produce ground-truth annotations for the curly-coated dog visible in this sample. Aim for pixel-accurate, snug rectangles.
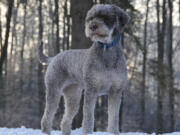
[39,4,130,135]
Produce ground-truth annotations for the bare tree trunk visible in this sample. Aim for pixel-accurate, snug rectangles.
[54,0,60,53]
[141,0,150,129]
[167,0,174,131]
[20,3,27,59]
[156,0,167,133]
[179,0,180,20]
[156,0,163,133]
[38,0,45,122]
[0,0,14,76]
[19,3,27,93]
[0,0,14,126]
[62,0,67,50]
[70,0,92,49]
[0,8,5,121]
[0,10,2,54]
[64,0,69,50]
[49,0,55,55]
[67,4,71,50]
[67,22,70,49]
[156,1,162,132]
[10,2,20,60]
[62,0,71,50]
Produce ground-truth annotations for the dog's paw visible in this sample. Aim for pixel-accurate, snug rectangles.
[41,117,51,135]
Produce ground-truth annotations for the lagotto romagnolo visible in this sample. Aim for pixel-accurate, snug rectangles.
[39,4,130,135]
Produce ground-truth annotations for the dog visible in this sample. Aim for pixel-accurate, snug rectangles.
[40,4,130,135]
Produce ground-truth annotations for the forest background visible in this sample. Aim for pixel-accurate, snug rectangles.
[0,0,180,134]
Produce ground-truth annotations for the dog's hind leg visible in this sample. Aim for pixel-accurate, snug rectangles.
[107,91,122,135]
[41,78,63,135]
[61,85,82,135]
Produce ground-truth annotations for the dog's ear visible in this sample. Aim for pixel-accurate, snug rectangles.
[119,10,130,28]
[114,7,130,30]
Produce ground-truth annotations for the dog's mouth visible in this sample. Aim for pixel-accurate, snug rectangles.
[91,32,108,38]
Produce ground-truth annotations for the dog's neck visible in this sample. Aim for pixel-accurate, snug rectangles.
[94,40,123,55]
[96,34,122,50]
[91,36,124,68]
[92,34,123,54]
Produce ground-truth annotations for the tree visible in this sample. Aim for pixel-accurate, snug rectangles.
[70,0,92,49]
[20,2,27,59]
[0,0,14,76]
[156,0,167,133]
[38,0,45,122]
[141,0,150,129]
[10,1,20,59]
[0,10,2,53]
[19,1,27,94]
[179,0,180,20]
[54,0,60,53]
[167,0,174,131]
[62,0,67,50]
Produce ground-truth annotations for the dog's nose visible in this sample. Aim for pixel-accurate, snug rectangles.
[90,24,98,31]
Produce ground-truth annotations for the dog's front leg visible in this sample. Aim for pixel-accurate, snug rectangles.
[107,91,122,135]
[82,91,97,135]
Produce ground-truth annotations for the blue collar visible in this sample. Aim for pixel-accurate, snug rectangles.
[97,34,121,49]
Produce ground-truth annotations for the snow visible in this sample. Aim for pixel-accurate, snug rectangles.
[0,126,179,135]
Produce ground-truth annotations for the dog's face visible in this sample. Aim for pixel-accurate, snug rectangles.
[85,4,130,43]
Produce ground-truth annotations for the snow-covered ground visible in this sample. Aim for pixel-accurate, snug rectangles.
[0,126,180,135]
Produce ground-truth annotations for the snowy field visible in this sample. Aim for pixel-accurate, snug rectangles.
[0,126,180,135]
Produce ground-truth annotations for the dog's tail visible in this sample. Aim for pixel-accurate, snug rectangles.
[38,41,52,65]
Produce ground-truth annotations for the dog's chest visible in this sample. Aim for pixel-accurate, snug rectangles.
[84,45,127,94]
[93,70,125,95]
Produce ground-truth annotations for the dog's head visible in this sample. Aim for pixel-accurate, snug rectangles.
[85,4,130,43]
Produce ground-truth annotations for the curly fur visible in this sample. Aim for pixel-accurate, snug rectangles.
[40,4,130,135]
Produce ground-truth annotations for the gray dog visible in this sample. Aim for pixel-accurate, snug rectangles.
[39,4,130,135]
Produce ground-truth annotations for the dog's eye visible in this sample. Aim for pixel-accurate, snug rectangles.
[95,14,115,27]
[96,14,108,21]
[104,16,115,27]
[107,16,115,23]
[86,17,94,22]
